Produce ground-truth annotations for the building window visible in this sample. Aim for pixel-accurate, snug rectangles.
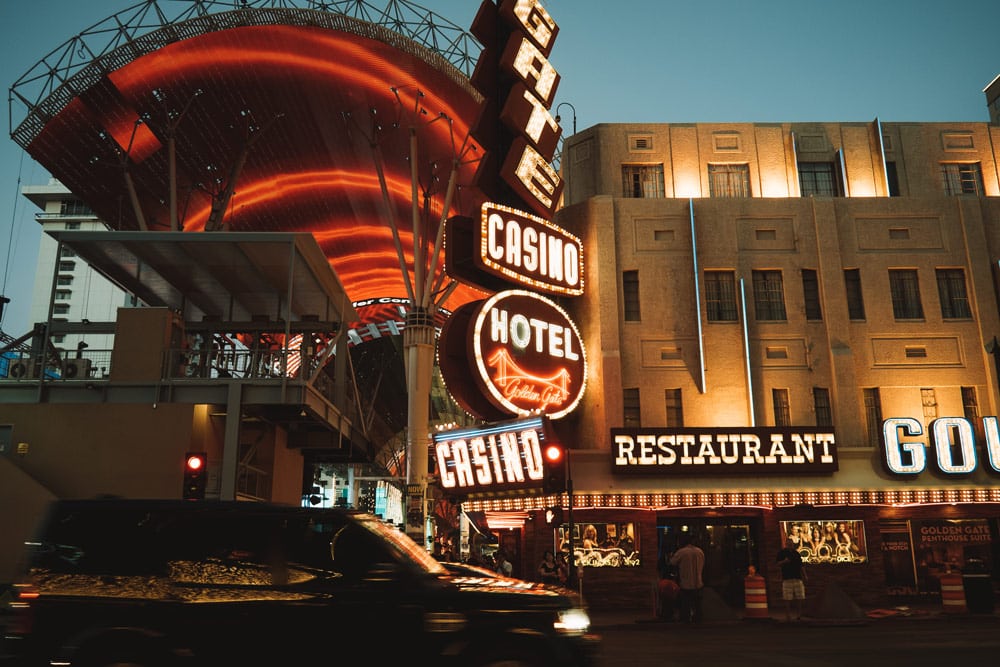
[623,270,640,321]
[65,221,81,230]
[936,268,971,319]
[921,388,938,425]
[708,163,750,198]
[802,269,822,320]
[665,389,684,427]
[59,246,76,258]
[57,276,74,286]
[813,388,833,427]
[623,388,641,428]
[622,164,665,198]
[962,386,979,423]
[57,261,76,272]
[772,388,791,426]
[940,162,984,196]
[885,161,900,196]
[889,269,924,319]
[752,270,787,321]
[60,199,92,216]
[53,303,70,315]
[863,388,883,447]
[54,289,71,300]
[704,270,738,321]
[799,162,840,196]
[844,269,865,320]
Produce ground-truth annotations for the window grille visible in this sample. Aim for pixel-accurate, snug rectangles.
[936,268,971,319]
[705,270,738,321]
[752,270,787,321]
[940,163,984,196]
[621,164,665,198]
[708,163,750,198]
[889,269,924,319]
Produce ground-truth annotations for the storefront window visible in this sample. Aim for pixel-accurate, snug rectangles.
[556,522,640,568]
[780,520,868,564]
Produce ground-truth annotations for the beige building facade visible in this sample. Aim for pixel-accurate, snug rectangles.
[467,120,1000,612]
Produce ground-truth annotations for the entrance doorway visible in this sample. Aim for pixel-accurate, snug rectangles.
[657,517,761,607]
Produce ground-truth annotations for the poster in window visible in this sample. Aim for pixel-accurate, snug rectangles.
[556,521,640,568]
[780,519,867,564]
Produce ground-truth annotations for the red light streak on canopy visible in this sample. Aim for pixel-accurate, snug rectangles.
[24,20,488,319]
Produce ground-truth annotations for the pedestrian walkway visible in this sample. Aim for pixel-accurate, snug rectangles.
[588,584,998,632]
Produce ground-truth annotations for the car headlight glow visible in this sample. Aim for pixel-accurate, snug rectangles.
[554,607,590,636]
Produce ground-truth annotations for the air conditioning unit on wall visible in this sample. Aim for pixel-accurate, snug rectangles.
[62,358,92,379]
[8,359,34,379]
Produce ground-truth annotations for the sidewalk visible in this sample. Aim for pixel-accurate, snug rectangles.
[587,585,998,631]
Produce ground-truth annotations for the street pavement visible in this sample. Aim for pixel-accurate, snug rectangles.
[588,590,999,667]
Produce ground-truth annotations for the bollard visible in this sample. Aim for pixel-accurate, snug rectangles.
[743,568,769,620]
[939,572,967,613]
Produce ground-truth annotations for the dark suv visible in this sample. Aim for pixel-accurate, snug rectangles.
[2,499,599,666]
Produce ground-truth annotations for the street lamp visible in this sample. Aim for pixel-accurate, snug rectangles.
[555,102,577,136]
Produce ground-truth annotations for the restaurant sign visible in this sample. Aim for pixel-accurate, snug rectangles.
[612,427,837,475]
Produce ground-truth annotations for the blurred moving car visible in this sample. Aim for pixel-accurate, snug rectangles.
[2,498,599,666]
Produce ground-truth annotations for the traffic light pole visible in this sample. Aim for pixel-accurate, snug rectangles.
[566,448,577,593]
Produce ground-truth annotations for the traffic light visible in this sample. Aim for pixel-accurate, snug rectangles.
[542,443,567,493]
[183,452,207,500]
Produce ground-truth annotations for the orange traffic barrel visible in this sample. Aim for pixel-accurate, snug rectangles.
[939,573,967,613]
[744,572,769,619]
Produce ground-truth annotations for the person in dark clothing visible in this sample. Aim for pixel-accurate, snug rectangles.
[776,542,807,621]
[669,533,705,624]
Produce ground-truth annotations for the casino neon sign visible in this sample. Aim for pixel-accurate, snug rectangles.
[881,417,1000,475]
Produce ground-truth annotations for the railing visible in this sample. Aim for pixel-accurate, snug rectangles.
[1,349,112,381]
[236,462,271,501]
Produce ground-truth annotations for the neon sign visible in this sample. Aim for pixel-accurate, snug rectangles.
[433,416,557,497]
[445,202,583,295]
[438,289,586,421]
[611,427,838,475]
[881,417,1000,475]
[471,0,563,218]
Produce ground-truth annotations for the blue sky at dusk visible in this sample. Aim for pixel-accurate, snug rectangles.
[1,0,997,335]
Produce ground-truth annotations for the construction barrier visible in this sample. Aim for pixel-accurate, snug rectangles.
[939,573,967,613]
[743,571,769,619]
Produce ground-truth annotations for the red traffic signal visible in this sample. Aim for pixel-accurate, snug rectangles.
[542,443,566,493]
[183,452,207,500]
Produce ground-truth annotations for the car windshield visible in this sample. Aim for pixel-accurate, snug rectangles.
[352,513,447,575]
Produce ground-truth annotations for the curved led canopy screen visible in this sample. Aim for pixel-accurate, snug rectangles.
[22,13,489,323]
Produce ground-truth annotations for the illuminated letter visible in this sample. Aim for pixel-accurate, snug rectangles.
[487,212,506,262]
[514,142,561,210]
[510,313,532,350]
[521,430,545,480]
[741,434,763,464]
[503,218,523,267]
[931,417,976,474]
[500,432,525,482]
[882,418,926,474]
[984,417,1000,472]
[436,442,456,489]
[490,307,509,344]
[655,435,677,465]
[637,434,657,465]
[512,0,558,53]
[511,37,558,105]
[470,436,493,485]
[614,434,637,465]
[451,440,475,488]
